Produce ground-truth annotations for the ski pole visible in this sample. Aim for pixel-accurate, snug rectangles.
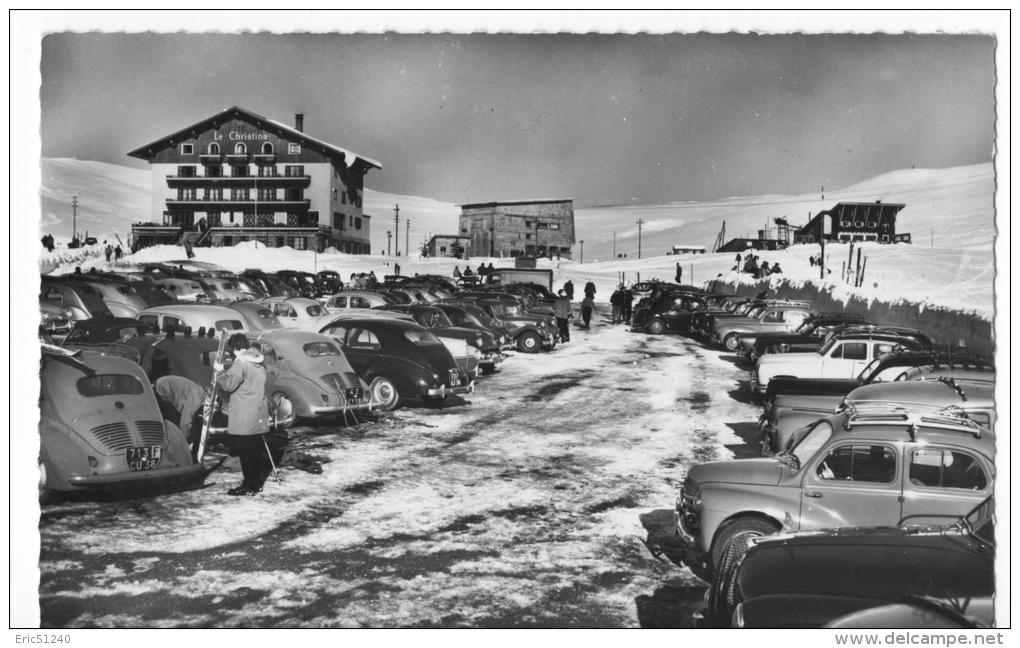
[262,434,281,484]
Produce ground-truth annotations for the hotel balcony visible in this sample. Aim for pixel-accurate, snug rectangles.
[166,175,311,189]
[165,198,312,212]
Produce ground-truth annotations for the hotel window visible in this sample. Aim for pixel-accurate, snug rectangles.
[355,195,362,208]
[208,142,220,155]
[341,190,347,204]
[205,165,222,178]
[355,217,362,230]
[261,142,274,154]
[868,222,878,228]
[881,235,890,242]
[208,212,221,226]
[234,143,247,154]
[854,221,865,228]
[288,143,301,155]
[333,212,344,230]
[549,223,560,230]
[258,165,278,177]
[178,188,197,201]
[231,188,251,201]
[177,165,197,177]
[258,188,276,201]
[231,165,250,177]
[332,188,338,200]
[285,165,304,177]
[181,143,194,155]
[840,219,851,227]
[204,188,223,201]
[349,215,354,227]
[290,237,307,250]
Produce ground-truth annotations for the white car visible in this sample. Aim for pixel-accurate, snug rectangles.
[751,333,923,396]
[257,297,333,329]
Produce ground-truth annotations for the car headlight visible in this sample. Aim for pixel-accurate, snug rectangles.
[474,335,483,346]
[62,308,73,319]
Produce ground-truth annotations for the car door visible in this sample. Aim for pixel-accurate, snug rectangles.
[820,341,869,379]
[900,445,992,526]
[274,303,299,327]
[799,441,903,531]
[758,308,788,333]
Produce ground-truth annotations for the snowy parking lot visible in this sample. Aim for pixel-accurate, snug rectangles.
[39,305,763,628]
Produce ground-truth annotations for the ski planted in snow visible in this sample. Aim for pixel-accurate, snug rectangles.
[196,329,229,462]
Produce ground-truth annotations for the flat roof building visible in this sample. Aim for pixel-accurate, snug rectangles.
[128,106,380,254]
[426,234,469,258]
[458,199,576,259]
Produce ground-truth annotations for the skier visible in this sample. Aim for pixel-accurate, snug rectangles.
[213,333,271,496]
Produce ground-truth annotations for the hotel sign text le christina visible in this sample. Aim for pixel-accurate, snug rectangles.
[213,129,270,142]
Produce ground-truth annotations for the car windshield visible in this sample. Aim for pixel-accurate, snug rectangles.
[794,318,817,334]
[306,304,328,317]
[303,341,342,357]
[404,330,443,346]
[790,420,834,467]
[493,303,521,317]
[76,374,145,397]
[419,310,453,328]
[857,355,890,381]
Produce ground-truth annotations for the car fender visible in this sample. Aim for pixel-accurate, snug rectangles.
[39,418,83,491]
[699,482,798,551]
[363,357,428,395]
[265,373,321,418]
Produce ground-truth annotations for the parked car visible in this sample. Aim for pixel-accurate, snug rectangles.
[228,301,285,332]
[139,332,294,429]
[630,290,707,335]
[751,330,928,397]
[317,270,345,295]
[105,272,179,306]
[200,276,255,302]
[379,304,504,375]
[256,296,333,329]
[137,304,245,335]
[444,296,557,353]
[150,276,214,302]
[38,349,204,502]
[738,312,871,364]
[678,403,993,569]
[710,303,814,351]
[59,316,161,363]
[324,291,395,310]
[763,378,996,457]
[40,301,74,341]
[318,316,475,410]
[276,270,324,299]
[690,298,771,339]
[250,330,374,422]
[705,497,995,629]
[433,303,512,351]
[241,270,299,298]
[41,278,113,321]
[64,276,150,318]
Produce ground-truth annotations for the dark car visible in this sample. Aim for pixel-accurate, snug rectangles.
[59,317,161,363]
[317,270,345,295]
[630,290,707,335]
[41,278,113,322]
[318,316,475,410]
[443,295,557,353]
[739,312,871,364]
[379,304,504,375]
[433,303,513,351]
[276,270,324,299]
[241,270,299,298]
[705,497,995,628]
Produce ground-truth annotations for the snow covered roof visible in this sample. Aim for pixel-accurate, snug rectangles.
[459,198,573,209]
[127,106,381,170]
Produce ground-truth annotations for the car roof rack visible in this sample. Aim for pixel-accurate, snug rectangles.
[843,400,982,439]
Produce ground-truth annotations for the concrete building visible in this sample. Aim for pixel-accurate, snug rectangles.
[426,234,469,258]
[458,199,576,259]
[128,106,381,253]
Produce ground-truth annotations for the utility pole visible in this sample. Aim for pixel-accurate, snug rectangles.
[405,218,410,259]
[579,240,584,264]
[71,193,79,243]
[636,218,645,259]
[393,204,400,256]
[386,230,392,256]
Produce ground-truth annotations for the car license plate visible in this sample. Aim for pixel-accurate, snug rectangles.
[126,446,163,472]
[345,387,364,403]
[449,369,461,385]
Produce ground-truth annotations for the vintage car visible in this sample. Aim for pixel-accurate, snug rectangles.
[433,302,513,351]
[318,316,475,410]
[738,312,870,364]
[199,276,255,302]
[64,276,150,318]
[763,377,996,456]
[678,403,993,569]
[751,330,928,397]
[379,304,503,374]
[276,270,324,299]
[150,276,214,302]
[689,298,769,339]
[104,272,179,306]
[241,270,299,298]
[59,316,161,363]
[256,296,333,329]
[40,301,74,341]
[228,301,285,332]
[317,270,345,295]
[705,497,995,629]
[41,278,113,322]
[324,290,395,310]
[444,295,557,353]
[710,303,814,351]
[630,290,708,335]
[39,349,204,502]
[137,304,245,335]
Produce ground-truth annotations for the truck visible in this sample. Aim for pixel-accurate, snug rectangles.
[489,268,554,292]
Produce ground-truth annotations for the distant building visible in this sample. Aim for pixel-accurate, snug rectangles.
[716,238,784,253]
[795,201,910,244]
[127,106,381,253]
[426,234,469,258]
[667,245,706,255]
[458,199,576,259]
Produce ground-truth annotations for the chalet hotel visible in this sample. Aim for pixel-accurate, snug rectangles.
[129,106,380,253]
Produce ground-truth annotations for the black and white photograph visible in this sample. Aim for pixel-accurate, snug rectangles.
[11,9,1011,636]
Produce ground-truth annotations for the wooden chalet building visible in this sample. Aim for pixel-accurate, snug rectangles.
[794,201,910,245]
[128,106,381,254]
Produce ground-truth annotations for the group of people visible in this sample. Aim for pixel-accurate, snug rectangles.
[734,252,782,279]
[609,284,636,325]
[104,242,123,263]
[40,234,56,252]
[348,272,379,289]
[452,263,497,284]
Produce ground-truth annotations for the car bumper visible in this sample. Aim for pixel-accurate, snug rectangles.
[426,381,476,397]
[480,351,505,366]
[677,498,700,545]
[306,402,373,416]
[542,333,556,347]
[66,463,205,488]
[749,371,767,395]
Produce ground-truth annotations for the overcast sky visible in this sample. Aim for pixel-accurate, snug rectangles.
[39,28,995,206]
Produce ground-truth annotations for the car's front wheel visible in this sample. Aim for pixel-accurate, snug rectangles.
[711,517,780,572]
[517,331,542,353]
[723,333,742,351]
[369,376,401,411]
[646,318,665,335]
